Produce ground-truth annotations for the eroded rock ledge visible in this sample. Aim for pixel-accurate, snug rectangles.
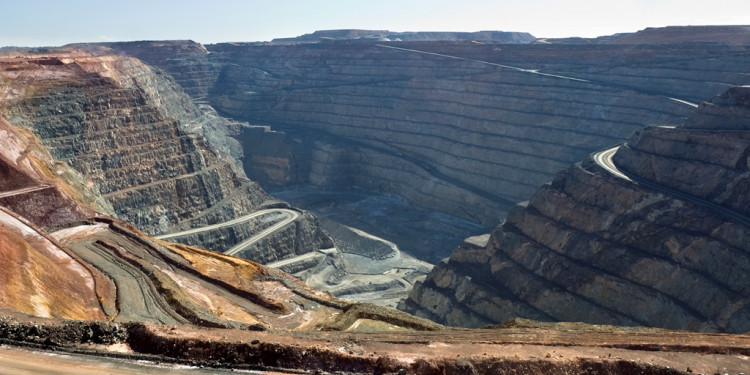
[402,88,750,333]
[0,53,329,260]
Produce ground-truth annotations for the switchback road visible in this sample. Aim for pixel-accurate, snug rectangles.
[592,147,631,182]
[265,251,326,269]
[155,208,301,257]
[224,209,300,256]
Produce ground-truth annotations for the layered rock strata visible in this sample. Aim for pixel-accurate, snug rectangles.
[0,116,101,228]
[0,54,328,259]
[0,95,438,332]
[615,88,750,217]
[5,108,737,373]
[402,88,750,333]
[0,115,106,321]
[102,36,750,228]
[86,34,750,311]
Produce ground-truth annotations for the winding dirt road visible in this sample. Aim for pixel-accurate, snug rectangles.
[71,237,187,325]
[593,146,631,181]
[0,185,52,198]
[154,208,301,256]
[265,251,325,269]
[224,209,300,256]
[375,44,591,83]
[593,145,750,227]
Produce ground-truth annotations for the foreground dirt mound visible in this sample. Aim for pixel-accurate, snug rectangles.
[1,313,747,374]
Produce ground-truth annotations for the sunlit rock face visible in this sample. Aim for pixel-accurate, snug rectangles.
[402,88,750,333]
[0,65,428,330]
[85,30,750,327]
[0,54,329,260]
[0,115,105,321]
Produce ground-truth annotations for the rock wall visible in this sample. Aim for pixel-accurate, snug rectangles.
[0,115,100,228]
[0,68,430,330]
[104,39,750,227]
[0,54,328,260]
[401,88,750,333]
[91,36,750,318]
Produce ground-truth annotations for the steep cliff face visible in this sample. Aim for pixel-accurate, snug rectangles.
[0,115,107,320]
[79,41,225,102]
[402,87,750,333]
[615,88,750,217]
[0,76,436,332]
[207,41,691,226]
[0,53,328,259]
[0,115,102,228]
[104,37,750,229]
[91,33,750,312]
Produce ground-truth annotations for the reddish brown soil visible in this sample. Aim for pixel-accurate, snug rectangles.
[8,320,714,374]
[5,311,746,374]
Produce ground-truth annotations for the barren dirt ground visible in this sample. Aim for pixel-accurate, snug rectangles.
[138,324,750,374]
[4,310,748,374]
[0,345,293,375]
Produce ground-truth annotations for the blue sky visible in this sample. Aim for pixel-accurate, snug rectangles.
[3,0,749,47]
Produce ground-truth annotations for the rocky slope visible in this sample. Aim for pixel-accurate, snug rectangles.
[0,97,745,374]
[0,92,438,332]
[0,52,329,261]
[89,31,750,308]
[1,111,710,373]
[0,116,106,321]
[100,34,750,231]
[402,87,750,333]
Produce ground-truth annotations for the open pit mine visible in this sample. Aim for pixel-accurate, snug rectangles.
[0,26,750,374]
